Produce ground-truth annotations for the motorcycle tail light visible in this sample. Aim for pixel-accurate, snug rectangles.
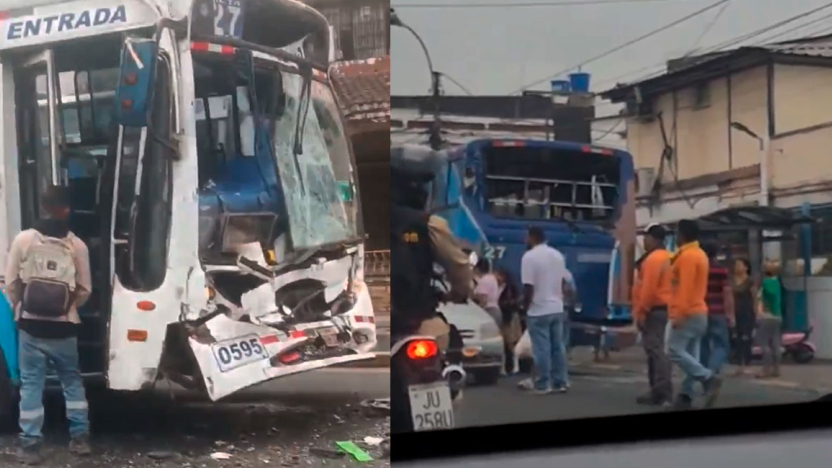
[406,340,438,360]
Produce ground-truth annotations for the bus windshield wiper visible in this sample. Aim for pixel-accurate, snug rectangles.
[291,72,313,194]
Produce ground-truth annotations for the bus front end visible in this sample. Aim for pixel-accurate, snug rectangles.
[0,0,376,401]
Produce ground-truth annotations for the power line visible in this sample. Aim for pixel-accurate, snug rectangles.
[697,1,832,52]
[439,72,475,95]
[593,1,832,91]
[509,0,731,94]
[394,0,697,8]
[685,0,731,56]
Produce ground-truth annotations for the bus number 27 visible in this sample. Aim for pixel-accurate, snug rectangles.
[483,245,506,261]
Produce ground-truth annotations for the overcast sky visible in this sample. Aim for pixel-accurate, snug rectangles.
[391,0,832,117]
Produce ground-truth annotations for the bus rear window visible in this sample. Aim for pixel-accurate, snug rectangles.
[483,145,620,222]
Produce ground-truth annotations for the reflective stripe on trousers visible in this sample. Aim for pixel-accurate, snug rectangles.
[18,330,89,446]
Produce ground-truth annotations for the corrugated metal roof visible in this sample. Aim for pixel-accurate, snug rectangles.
[603,34,832,97]
[330,55,390,124]
[764,35,832,57]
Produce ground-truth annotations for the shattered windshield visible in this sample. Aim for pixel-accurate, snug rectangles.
[273,73,357,249]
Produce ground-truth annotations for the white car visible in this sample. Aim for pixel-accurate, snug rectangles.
[438,300,505,385]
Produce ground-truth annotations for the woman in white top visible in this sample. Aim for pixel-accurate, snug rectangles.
[473,258,502,326]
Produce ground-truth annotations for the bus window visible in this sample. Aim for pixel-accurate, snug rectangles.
[483,145,621,223]
[193,57,280,189]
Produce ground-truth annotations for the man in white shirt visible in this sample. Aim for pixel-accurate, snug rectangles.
[521,226,571,394]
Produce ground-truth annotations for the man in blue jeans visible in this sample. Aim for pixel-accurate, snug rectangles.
[521,227,573,394]
[5,186,92,464]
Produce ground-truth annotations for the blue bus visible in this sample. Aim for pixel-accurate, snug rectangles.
[429,139,637,347]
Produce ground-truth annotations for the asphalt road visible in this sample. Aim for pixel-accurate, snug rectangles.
[456,370,820,428]
[0,368,391,467]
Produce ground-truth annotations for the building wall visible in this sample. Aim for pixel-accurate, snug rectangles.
[626,65,770,183]
[627,62,832,229]
[770,65,832,196]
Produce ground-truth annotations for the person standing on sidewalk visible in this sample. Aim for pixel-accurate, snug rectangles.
[632,223,673,406]
[700,243,735,376]
[5,186,93,464]
[667,220,723,410]
[732,258,758,376]
[757,260,784,379]
[521,226,571,394]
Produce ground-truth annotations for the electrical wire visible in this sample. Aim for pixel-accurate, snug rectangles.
[685,0,731,56]
[592,119,624,141]
[439,72,475,95]
[593,1,832,91]
[394,0,699,8]
[509,0,731,94]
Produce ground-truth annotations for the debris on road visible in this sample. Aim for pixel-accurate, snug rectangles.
[363,436,384,446]
[309,447,346,459]
[360,398,390,417]
[147,450,178,460]
[210,452,233,460]
[336,441,374,462]
[0,391,390,468]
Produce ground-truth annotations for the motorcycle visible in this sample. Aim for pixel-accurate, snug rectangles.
[390,328,466,434]
[751,326,816,364]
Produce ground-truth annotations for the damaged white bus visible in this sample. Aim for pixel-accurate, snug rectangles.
[0,0,377,405]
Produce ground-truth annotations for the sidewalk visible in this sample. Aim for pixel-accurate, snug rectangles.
[568,346,832,394]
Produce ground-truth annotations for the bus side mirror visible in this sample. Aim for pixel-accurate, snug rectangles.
[115,39,158,127]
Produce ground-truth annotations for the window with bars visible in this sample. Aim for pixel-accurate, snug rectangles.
[316,1,388,61]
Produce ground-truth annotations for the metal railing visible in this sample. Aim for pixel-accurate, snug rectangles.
[364,250,390,279]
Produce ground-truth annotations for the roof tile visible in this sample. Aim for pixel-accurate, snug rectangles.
[330,56,390,124]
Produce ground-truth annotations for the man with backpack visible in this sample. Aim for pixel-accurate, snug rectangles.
[5,185,92,464]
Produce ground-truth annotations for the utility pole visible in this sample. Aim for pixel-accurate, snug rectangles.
[391,9,442,149]
[429,71,442,150]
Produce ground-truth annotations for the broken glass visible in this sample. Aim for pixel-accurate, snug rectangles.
[273,73,356,249]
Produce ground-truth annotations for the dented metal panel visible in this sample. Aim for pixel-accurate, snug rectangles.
[189,282,376,401]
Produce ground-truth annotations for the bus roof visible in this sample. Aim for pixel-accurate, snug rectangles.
[455,138,632,159]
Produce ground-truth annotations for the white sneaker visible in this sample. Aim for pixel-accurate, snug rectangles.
[517,378,535,390]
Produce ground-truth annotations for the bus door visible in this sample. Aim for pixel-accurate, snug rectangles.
[15,49,61,230]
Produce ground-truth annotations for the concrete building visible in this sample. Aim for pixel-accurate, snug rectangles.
[601,35,832,266]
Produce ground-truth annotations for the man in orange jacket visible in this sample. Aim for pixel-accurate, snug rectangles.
[632,224,673,406]
[667,219,723,410]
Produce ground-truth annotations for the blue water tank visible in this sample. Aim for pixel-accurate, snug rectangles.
[550,80,571,93]
[569,72,591,93]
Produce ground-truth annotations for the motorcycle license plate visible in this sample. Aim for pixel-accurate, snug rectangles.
[408,382,454,431]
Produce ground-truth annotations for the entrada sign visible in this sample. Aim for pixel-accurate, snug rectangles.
[5,5,127,41]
